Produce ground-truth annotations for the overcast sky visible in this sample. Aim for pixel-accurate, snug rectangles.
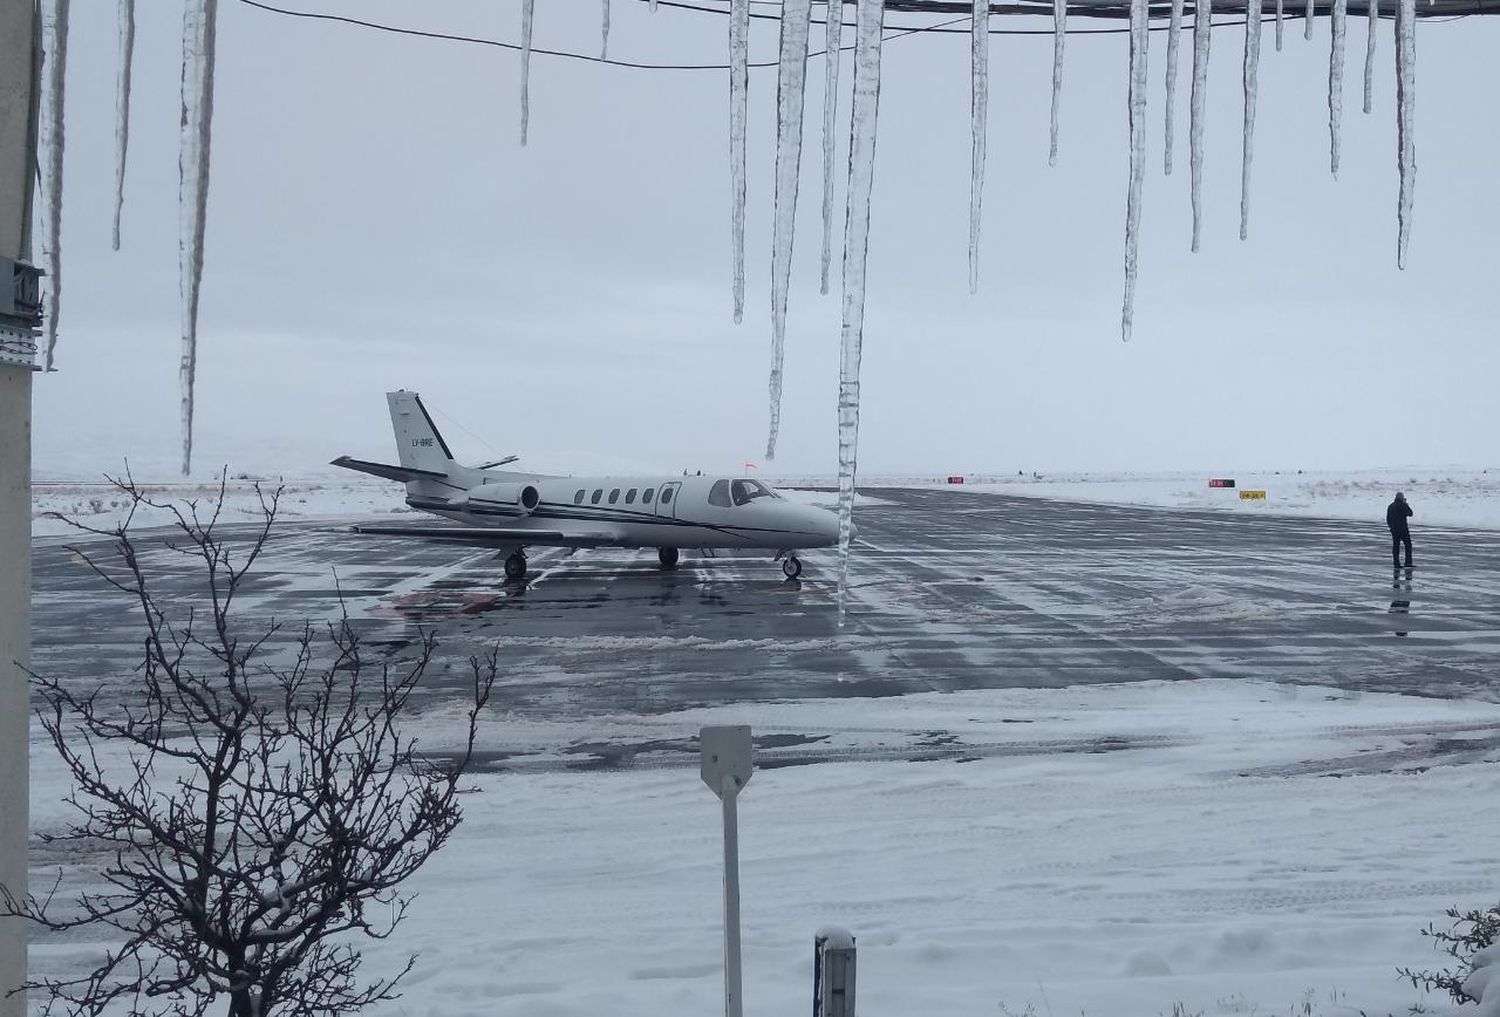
[30,0,1500,480]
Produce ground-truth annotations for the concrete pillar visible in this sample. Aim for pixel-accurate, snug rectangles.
[0,0,38,1014]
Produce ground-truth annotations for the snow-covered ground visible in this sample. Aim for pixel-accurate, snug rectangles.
[29,679,1499,1017]
[31,466,1500,538]
[871,467,1500,530]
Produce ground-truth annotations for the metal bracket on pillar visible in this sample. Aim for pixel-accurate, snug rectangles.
[0,256,42,370]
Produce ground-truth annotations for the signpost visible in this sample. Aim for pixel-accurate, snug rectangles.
[946,475,964,485]
[1239,489,1267,501]
[1208,478,1236,488]
[701,725,754,1017]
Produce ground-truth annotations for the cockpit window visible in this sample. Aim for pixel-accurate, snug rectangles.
[708,480,732,507]
[730,479,773,506]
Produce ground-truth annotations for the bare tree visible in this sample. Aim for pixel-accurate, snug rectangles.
[2,472,497,1017]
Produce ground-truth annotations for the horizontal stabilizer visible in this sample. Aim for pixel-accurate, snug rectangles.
[331,456,450,484]
[348,524,620,549]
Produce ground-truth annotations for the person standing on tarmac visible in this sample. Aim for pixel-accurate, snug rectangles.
[1387,491,1414,569]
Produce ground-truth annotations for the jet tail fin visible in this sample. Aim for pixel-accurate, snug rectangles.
[388,390,457,474]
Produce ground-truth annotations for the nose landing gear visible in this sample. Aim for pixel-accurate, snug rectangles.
[781,555,802,579]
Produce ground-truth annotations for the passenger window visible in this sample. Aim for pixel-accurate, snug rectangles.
[591,489,603,505]
[708,480,732,508]
[662,487,674,505]
[574,489,585,505]
[609,488,621,504]
[642,488,654,504]
[625,488,637,504]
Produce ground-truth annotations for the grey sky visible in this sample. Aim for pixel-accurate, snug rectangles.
[31,0,1500,480]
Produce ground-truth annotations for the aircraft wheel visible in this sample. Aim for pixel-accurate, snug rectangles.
[504,552,528,580]
[782,556,803,579]
[658,547,680,569]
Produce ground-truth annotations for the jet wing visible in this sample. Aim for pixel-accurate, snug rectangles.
[347,523,620,548]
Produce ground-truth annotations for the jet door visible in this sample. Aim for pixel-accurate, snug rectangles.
[654,482,682,520]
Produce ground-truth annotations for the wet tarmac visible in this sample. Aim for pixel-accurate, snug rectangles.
[31,489,1500,738]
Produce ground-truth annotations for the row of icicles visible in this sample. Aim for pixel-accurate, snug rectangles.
[36,0,1414,619]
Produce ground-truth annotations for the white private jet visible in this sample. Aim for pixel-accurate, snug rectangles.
[332,391,842,580]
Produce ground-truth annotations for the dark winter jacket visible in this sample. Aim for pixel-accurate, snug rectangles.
[1386,499,1413,534]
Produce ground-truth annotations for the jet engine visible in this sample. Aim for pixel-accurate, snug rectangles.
[452,481,541,517]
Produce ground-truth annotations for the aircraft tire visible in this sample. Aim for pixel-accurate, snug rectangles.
[782,556,802,579]
[658,547,680,569]
[504,552,528,580]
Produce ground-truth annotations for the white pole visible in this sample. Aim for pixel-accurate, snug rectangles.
[0,2,37,1013]
[721,775,743,1017]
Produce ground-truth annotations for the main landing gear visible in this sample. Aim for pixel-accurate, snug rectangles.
[503,551,528,581]
[658,547,680,569]
[781,555,803,579]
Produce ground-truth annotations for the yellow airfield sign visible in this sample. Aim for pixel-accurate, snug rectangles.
[1239,490,1268,501]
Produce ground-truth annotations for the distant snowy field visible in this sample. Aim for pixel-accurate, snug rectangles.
[29,680,1500,1017]
[30,465,1499,537]
[877,467,1500,530]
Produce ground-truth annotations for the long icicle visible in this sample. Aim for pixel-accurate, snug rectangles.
[600,0,610,59]
[1363,0,1377,113]
[767,0,813,459]
[836,0,885,624]
[1189,0,1211,251]
[1049,0,1066,166]
[730,0,750,323]
[1305,0,1314,39]
[1164,0,1183,175]
[1239,0,1262,241]
[1329,0,1347,175]
[1275,0,1284,51]
[179,0,219,475]
[1121,0,1148,343]
[112,0,135,251]
[968,0,988,293]
[1394,0,1415,268]
[520,0,534,144]
[41,0,69,371]
[820,0,842,295]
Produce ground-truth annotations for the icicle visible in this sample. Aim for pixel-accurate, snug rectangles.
[179,0,219,476]
[968,0,988,293]
[1121,0,1148,344]
[40,0,69,372]
[820,1,842,295]
[1189,0,1211,251]
[1394,0,1415,268]
[836,0,885,623]
[1049,0,1067,166]
[1305,0,1314,39]
[600,0,610,59]
[729,0,750,323]
[1239,0,1262,241]
[112,0,135,252]
[1329,0,1347,175]
[1164,0,1183,175]
[1363,0,1377,114]
[767,0,813,460]
[520,0,534,145]
[1275,0,1284,51]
